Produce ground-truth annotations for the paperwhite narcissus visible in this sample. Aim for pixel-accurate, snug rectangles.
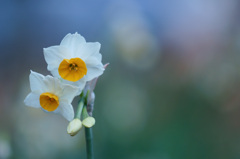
[43,33,105,94]
[24,71,79,121]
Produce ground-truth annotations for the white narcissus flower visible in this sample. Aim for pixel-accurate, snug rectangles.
[43,33,104,94]
[24,71,79,121]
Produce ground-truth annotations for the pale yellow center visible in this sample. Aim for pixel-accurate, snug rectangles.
[39,92,59,111]
[58,58,87,82]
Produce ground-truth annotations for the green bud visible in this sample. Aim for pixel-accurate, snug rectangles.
[82,117,95,128]
[67,118,82,136]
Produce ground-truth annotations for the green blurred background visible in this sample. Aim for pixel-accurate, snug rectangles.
[1,0,240,159]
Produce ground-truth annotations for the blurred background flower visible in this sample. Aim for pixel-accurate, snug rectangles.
[1,0,240,159]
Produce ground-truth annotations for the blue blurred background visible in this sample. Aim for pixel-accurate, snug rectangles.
[1,0,240,159]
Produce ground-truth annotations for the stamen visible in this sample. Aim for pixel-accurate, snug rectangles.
[69,63,79,71]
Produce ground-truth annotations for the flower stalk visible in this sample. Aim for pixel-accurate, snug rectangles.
[82,93,94,159]
[75,96,84,119]
[85,127,94,159]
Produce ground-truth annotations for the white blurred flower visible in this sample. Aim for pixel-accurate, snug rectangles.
[24,71,79,121]
[0,137,11,159]
[43,33,104,94]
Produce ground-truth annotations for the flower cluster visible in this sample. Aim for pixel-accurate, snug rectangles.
[24,33,105,135]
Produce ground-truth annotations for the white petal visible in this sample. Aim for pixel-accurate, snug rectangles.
[58,102,74,121]
[84,56,104,81]
[61,78,87,95]
[43,46,70,72]
[95,52,102,61]
[60,84,79,103]
[24,92,41,108]
[60,33,86,55]
[85,55,103,66]
[85,65,104,81]
[72,77,87,94]
[77,42,101,60]
[50,68,60,78]
[29,71,46,93]
[43,75,62,95]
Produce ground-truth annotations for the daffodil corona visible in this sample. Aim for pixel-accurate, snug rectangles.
[43,33,105,93]
[58,57,87,82]
[24,71,79,121]
[39,92,59,111]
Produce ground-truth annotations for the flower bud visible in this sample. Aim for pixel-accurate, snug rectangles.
[67,118,82,136]
[82,117,95,128]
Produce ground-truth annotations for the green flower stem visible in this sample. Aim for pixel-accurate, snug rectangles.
[85,127,94,159]
[75,98,84,119]
[82,105,94,159]
[82,105,89,119]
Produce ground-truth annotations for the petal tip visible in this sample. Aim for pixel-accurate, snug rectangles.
[104,63,109,69]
